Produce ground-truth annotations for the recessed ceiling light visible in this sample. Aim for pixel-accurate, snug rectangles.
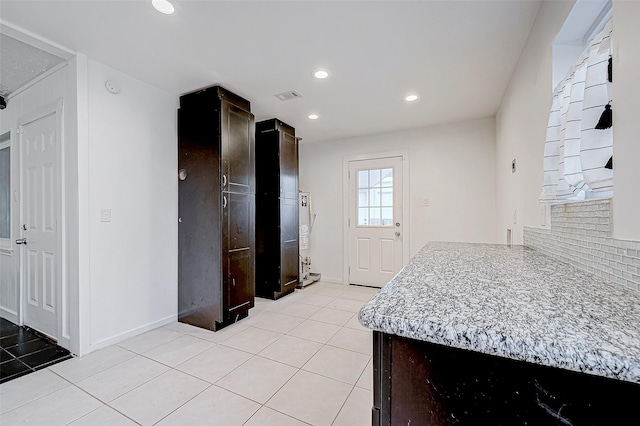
[405,94,419,102]
[308,114,319,120]
[312,69,329,79]
[152,0,175,14]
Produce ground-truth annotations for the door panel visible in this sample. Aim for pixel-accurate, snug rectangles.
[282,242,299,288]
[221,102,255,194]
[43,251,55,311]
[357,238,371,271]
[380,239,394,273]
[349,157,403,287]
[281,198,298,241]
[27,249,37,305]
[21,112,59,338]
[228,250,252,314]
[222,192,254,317]
[227,192,251,250]
[280,131,298,200]
[281,196,298,288]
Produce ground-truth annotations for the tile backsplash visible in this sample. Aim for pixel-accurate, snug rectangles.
[524,199,640,292]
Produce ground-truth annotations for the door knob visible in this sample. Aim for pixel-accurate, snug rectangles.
[395,232,400,237]
[16,238,27,245]
[395,222,400,227]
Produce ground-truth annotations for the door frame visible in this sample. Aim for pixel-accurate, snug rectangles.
[343,150,410,286]
[17,100,64,342]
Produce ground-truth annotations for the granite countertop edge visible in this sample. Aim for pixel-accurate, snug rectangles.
[358,241,640,385]
[359,309,640,383]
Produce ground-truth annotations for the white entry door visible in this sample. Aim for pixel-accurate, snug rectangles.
[20,112,59,339]
[348,157,403,287]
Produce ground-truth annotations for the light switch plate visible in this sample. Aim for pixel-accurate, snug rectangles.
[100,209,112,222]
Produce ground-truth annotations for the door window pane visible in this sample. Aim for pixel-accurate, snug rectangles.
[381,168,393,187]
[358,170,368,188]
[381,188,393,207]
[381,208,393,226]
[370,207,381,226]
[369,188,381,207]
[356,166,393,227]
[369,169,381,188]
[358,207,369,226]
[358,189,368,207]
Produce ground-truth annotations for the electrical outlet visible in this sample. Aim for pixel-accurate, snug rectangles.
[513,209,517,224]
[422,197,430,207]
[100,209,112,222]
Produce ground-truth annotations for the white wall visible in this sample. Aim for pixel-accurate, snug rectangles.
[495,0,574,245]
[612,0,640,241]
[85,59,178,351]
[299,117,497,283]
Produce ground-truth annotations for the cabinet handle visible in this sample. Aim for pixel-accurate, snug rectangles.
[222,174,227,188]
[232,278,236,286]
[223,195,227,208]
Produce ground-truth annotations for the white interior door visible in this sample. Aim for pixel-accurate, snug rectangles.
[20,112,59,339]
[348,157,403,287]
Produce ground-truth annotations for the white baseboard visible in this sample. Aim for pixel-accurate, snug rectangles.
[318,277,345,285]
[0,306,19,325]
[86,314,177,355]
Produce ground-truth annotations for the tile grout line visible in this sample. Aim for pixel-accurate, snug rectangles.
[3,283,377,424]
[330,384,359,426]
[66,385,143,426]
[149,382,214,426]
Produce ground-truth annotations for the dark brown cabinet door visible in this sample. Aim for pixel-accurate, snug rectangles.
[280,129,299,290]
[280,131,298,200]
[255,119,299,299]
[221,101,255,195]
[227,250,252,316]
[223,192,255,315]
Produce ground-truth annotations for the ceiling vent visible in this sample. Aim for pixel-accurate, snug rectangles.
[275,90,302,101]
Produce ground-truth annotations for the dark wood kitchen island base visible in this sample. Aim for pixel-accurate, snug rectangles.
[373,331,640,426]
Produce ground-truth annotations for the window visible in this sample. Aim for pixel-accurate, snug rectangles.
[357,168,393,227]
[541,1,613,203]
[0,132,10,240]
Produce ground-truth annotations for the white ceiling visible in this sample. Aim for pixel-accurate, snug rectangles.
[0,34,66,97]
[0,1,541,143]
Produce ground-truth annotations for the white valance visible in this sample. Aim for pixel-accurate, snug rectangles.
[540,21,612,202]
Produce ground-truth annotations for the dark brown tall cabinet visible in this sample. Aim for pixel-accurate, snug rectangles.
[255,119,299,300]
[178,86,255,331]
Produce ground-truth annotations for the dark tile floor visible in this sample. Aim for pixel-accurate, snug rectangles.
[0,317,72,384]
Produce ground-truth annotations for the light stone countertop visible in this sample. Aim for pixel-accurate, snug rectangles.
[358,241,640,384]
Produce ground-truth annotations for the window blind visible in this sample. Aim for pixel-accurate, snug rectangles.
[540,20,612,202]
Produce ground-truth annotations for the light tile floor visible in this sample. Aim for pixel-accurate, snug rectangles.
[0,282,379,426]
